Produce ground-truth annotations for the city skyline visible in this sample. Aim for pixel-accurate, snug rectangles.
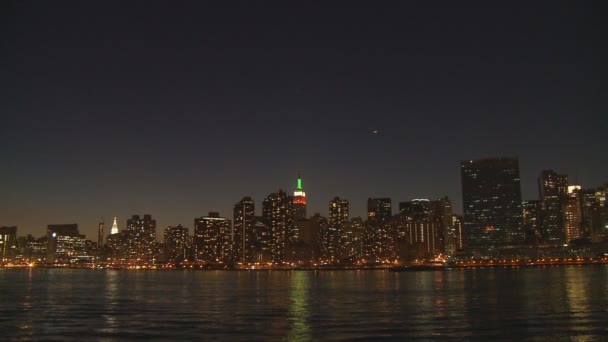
[4,166,608,241]
[2,2,607,239]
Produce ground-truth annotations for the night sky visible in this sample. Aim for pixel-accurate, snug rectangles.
[2,1,607,239]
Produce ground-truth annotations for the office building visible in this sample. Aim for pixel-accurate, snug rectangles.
[233,197,256,263]
[47,224,85,263]
[461,157,524,255]
[324,197,349,261]
[366,198,394,261]
[194,212,232,263]
[563,187,582,243]
[539,170,568,244]
[263,190,294,263]
[0,226,17,262]
[164,225,190,262]
[124,214,157,262]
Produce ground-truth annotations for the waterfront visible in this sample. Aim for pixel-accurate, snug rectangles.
[1,266,607,341]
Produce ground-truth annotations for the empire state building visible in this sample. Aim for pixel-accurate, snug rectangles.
[293,175,307,221]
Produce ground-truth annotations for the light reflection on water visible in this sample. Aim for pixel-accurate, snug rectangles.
[1,266,607,340]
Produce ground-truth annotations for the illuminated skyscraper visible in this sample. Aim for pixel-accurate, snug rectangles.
[0,226,17,262]
[124,215,157,262]
[581,186,608,242]
[194,212,232,263]
[366,198,393,261]
[164,224,190,262]
[110,217,119,235]
[396,199,444,260]
[539,170,568,245]
[292,175,307,242]
[522,200,542,245]
[233,197,256,263]
[563,186,582,243]
[349,217,365,260]
[461,157,524,255]
[325,197,349,261]
[293,175,307,220]
[263,190,294,263]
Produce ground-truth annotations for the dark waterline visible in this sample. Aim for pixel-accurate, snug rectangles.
[1,267,607,341]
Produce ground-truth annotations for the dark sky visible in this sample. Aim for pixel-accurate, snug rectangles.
[2,1,607,239]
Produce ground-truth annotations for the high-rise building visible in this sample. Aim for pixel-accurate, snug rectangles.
[0,226,18,262]
[349,217,365,260]
[539,170,568,245]
[324,197,349,261]
[295,216,323,262]
[47,224,85,263]
[563,187,583,243]
[233,197,256,263]
[461,157,524,255]
[366,198,394,262]
[292,175,307,242]
[451,215,464,252]
[98,221,104,249]
[164,225,190,262]
[263,190,294,263]
[124,215,157,262]
[110,217,119,235]
[194,212,232,263]
[396,199,444,260]
[581,187,608,242]
[253,216,270,261]
[106,218,123,262]
[293,175,307,221]
[522,200,542,245]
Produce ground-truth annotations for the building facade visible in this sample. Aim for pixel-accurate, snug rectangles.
[164,224,190,262]
[461,157,524,256]
[194,212,232,263]
[262,191,294,263]
[233,197,256,263]
[366,198,394,262]
[539,170,568,245]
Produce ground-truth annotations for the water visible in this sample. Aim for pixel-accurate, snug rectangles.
[1,266,607,341]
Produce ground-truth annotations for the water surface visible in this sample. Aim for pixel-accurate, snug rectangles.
[1,266,607,341]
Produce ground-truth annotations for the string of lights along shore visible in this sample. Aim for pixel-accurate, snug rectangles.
[1,157,608,268]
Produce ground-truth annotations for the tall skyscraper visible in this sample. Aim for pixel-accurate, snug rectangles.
[522,200,542,245]
[0,226,18,262]
[233,197,256,263]
[98,221,104,249]
[124,215,157,262]
[194,212,232,263]
[539,170,568,245]
[293,175,307,220]
[325,197,349,261]
[581,186,608,242]
[263,190,294,263]
[451,215,464,252]
[253,216,270,261]
[110,217,119,235]
[292,175,307,243]
[164,224,190,262]
[461,157,524,255]
[349,217,365,260]
[366,198,394,262]
[563,187,583,243]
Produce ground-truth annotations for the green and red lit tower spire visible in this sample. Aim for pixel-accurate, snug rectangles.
[293,174,307,221]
